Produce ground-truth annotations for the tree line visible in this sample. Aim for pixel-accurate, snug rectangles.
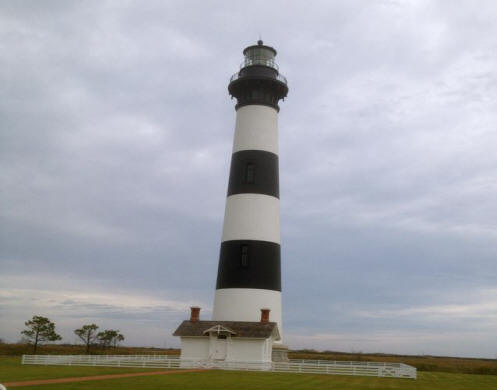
[21,315,125,354]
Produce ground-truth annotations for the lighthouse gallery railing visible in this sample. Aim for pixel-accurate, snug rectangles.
[230,71,288,85]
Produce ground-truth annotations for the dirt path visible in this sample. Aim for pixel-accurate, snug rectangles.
[3,368,208,388]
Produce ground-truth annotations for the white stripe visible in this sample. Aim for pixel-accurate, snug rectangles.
[221,194,280,244]
[233,105,279,154]
[212,288,283,341]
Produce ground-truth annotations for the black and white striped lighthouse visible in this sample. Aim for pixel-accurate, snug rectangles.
[212,41,288,339]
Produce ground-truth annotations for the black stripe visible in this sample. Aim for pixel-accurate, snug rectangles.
[227,150,279,198]
[216,240,281,291]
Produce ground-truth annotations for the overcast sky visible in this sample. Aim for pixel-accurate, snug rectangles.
[1,0,497,358]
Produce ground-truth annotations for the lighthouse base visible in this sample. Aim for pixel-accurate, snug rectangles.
[272,344,289,362]
[212,288,282,339]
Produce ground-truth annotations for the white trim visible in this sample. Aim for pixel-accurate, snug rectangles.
[203,325,237,335]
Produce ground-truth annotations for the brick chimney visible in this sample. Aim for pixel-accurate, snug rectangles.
[260,308,270,323]
[190,306,200,322]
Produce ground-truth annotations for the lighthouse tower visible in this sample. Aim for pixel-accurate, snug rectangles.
[173,41,288,363]
[212,41,288,339]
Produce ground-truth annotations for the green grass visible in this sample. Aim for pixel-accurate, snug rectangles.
[1,357,497,390]
[6,370,497,390]
[0,356,159,382]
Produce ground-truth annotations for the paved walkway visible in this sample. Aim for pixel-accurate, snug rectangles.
[3,369,207,388]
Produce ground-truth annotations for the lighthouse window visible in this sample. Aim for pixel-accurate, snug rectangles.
[245,163,255,183]
[240,245,249,268]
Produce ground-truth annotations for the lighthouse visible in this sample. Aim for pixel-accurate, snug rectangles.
[174,41,288,363]
[212,41,288,336]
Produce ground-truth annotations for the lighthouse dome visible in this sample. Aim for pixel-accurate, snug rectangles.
[242,40,278,70]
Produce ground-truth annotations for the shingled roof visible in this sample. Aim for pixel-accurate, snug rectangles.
[173,320,280,340]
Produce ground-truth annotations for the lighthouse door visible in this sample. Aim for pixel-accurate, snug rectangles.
[213,335,227,360]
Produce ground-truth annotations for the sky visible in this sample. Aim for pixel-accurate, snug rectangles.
[1,0,497,358]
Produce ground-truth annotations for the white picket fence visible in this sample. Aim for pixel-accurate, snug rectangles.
[22,354,180,369]
[21,355,416,379]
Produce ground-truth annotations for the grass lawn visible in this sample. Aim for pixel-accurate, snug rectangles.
[0,356,160,382]
[2,357,497,390]
[6,370,497,390]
